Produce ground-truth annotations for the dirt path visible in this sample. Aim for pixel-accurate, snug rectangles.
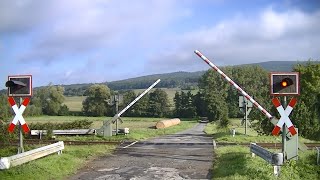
[70,123,213,180]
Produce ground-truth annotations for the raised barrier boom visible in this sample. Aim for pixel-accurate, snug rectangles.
[194,50,273,120]
[97,79,161,136]
[116,79,161,120]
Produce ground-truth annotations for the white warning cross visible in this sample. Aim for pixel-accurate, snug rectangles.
[8,97,30,133]
[272,97,297,136]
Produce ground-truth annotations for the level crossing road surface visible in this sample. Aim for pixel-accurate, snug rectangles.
[70,123,213,180]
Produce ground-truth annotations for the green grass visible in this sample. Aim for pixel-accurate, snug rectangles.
[213,146,320,180]
[0,144,115,180]
[206,119,320,179]
[112,120,197,140]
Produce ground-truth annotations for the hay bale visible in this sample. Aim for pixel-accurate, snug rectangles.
[155,118,181,129]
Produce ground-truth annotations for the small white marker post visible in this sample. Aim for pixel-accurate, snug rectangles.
[231,128,236,137]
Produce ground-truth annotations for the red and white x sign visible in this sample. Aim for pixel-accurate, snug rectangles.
[8,97,30,133]
[272,97,297,136]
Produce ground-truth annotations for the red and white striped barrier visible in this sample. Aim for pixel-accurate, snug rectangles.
[272,97,297,136]
[8,97,30,133]
[194,50,273,120]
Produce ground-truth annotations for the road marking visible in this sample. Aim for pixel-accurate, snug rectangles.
[122,141,138,149]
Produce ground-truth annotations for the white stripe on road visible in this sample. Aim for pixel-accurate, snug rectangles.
[122,141,138,149]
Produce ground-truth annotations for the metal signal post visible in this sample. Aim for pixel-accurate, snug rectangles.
[6,75,32,154]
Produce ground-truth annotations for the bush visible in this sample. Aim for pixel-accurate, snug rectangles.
[29,119,93,130]
[0,122,20,143]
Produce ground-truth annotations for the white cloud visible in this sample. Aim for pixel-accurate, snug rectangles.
[147,7,320,72]
[6,0,188,63]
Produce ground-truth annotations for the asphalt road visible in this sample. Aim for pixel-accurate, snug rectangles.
[70,123,213,180]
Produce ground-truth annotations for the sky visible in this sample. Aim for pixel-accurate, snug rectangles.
[1,0,320,89]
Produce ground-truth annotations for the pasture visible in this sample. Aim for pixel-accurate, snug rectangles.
[63,96,86,112]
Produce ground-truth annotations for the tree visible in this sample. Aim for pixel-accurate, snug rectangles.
[174,91,196,118]
[290,62,320,139]
[33,85,66,115]
[131,93,149,117]
[173,91,181,116]
[82,84,111,116]
[58,104,69,116]
[0,94,11,121]
[199,69,229,123]
[193,91,206,117]
[120,90,136,116]
[147,89,170,117]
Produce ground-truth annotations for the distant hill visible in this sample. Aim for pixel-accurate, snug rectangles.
[103,60,314,91]
[239,61,310,72]
[1,60,317,95]
[105,71,205,90]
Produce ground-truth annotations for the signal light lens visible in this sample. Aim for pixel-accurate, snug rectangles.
[281,81,288,87]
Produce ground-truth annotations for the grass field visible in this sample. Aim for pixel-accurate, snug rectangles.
[27,116,197,141]
[63,96,86,111]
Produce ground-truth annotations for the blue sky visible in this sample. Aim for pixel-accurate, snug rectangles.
[1,0,319,89]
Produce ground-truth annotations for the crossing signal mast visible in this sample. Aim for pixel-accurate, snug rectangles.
[194,51,303,163]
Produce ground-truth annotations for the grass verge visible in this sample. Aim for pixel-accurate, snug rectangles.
[213,146,319,180]
[0,144,115,180]
[205,119,320,179]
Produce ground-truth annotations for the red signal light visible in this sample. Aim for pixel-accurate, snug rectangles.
[281,81,288,87]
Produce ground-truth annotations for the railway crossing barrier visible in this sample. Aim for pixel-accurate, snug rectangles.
[250,143,283,176]
[0,141,64,170]
[194,51,305,162]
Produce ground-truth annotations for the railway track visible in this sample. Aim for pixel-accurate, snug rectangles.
[1,139,121,146]
[217,142,320,149]
[1,140,319,149]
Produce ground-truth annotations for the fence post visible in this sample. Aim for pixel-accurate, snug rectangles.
[273,166,280,176]
[251,143,256,157]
